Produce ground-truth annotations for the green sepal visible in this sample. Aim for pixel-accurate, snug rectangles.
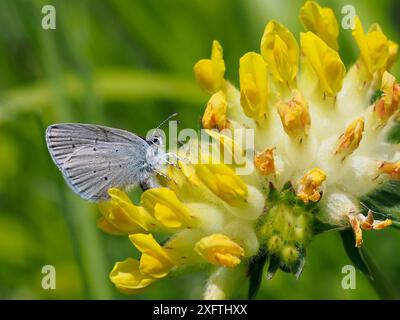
[267,182,280,204]
[266,255,280,280]
[247,250,267,300]
[277,246,306,278]
[293,245,306,279]
[267,181,322,212]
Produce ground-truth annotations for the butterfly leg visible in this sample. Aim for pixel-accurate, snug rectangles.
[139,176,161,191]
[163,152,189,166]
[155,170,172,181]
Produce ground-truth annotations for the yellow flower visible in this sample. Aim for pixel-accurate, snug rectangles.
[254,148,276,176]
[296,168,326,204]
[374,71,400,123]
[334,118,364,158]
[202,90,229,130]
[352,16,390,77]
[167,160,202,194]
[239,52,269,123]
[387,40,399,70]
[194,234,244,268]
[260,20,299,84]
[102,4,400,298]
[205,129,245,166]
[98,188,156,235]
[194,40,225,93]
[378,161,400,179]
[141,188,195,229]
[97,217,126,235]
[195,163,248,207]
[300,31,345,97]
[299,1,339,50]
[110,258,157,294]
[277,90,310,141]
[129,233,175,278]
[349,211,392,248]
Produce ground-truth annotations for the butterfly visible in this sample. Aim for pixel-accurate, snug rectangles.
[45,114,177,201]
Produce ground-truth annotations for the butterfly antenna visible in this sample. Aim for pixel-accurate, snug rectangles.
[156,112,178,130]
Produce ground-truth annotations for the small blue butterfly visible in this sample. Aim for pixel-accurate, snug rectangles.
[45,114,177,201]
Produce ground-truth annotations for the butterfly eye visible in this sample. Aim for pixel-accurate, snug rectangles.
[150,136,161,145]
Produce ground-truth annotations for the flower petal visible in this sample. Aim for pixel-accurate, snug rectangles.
[202,90,229,130]
[109,258,157,294]
[97,217,125,235]
[300,31,345,97]
[352,16,389,77]
[239,52,269,123]
[299,1,339,50]
[296,168,326,204]
[141,188,194,228]
[194,234,244,268]
[261,20,299,83]
[98,188,156,234]
[194,40,225,93]
[195,164,248,206]
[334,118,364,158]
[129,233,175,278]
[277,90,311,141]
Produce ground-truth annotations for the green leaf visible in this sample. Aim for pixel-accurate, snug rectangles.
[340,230,372,279]
[344,181,400,299]
[360,180,400,222]
[386,121,400,144]
[266,255,280,280]
[247,251,267,300]
[359,247,400,299]
[312,218,342,235]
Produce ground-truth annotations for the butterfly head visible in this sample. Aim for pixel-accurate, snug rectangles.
[148,134,163,146]
[145,134,167,171]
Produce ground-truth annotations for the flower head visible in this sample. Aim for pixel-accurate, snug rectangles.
[99,1,399,299]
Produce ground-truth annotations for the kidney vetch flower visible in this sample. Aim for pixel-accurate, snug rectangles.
[98,1,400,299]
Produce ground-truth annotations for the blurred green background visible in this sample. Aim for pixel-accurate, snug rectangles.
[0,0,399,299]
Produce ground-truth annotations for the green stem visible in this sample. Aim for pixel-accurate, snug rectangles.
[36,14,112,298]
[65,193,113,299]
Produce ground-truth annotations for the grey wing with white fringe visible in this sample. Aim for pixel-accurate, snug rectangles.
[45,123,151,201]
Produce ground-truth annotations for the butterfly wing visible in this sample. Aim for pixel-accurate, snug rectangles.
[46,123,151,201]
